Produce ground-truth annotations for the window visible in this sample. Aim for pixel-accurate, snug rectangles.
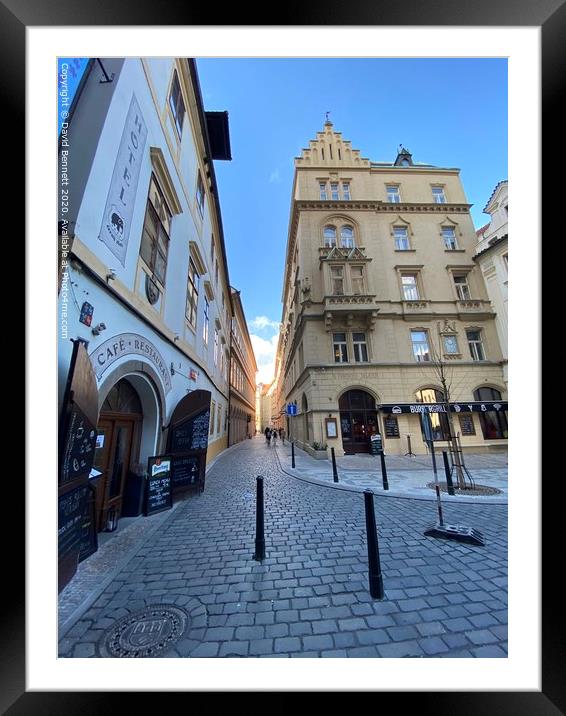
[219,347,224,375]
[210,236,215,263]
[393,226,410,250]
[319,182,327,200]
[474,387,507,439]
[453,274,471,300]
[215,260,219,285]
[443,335,459,354]
[386,185,401,203]
[330,266,344,295]
[432,186,446,204]
[350,265,364,294]
[442,226,458,250]
[342,182,351,200]
[185,259,199,327]
[401,274,419,301]
[210,402,215,435]
[333,333,348,363]
[416,388,451,441]
[214,328,219,365]
[466,330,485,360]
[340,225,354,249]
[140,175,172,286]
[353,332,368,362]
[196,171,205,216]
[330,182,339,200]
[324,226,337,248]
[503,253,508,273]
[168,70,185,137]
[411,330,430,362]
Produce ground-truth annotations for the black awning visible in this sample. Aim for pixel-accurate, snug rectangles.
[379,401,508,414]
[205,111,232,160]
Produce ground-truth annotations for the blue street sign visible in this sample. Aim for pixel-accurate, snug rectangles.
[287,404,297,416]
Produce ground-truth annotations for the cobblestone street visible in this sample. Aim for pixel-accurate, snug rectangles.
[59,437,507,658]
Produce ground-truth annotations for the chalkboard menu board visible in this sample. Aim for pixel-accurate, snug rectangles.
[169,409,210,453]
[59,483,89,561]
[145,456,173,516]
[458,414,476,436]
[78,484,98,562]
[384,416,400,438]
[369,433,383,455]
[60,404,98,485]
[171,455,200,489]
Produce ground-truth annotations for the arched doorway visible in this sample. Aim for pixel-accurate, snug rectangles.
[339,389,379,454]
[91,378,143,531]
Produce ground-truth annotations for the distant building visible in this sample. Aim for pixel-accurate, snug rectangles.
[473,180,508,386]
[229,288,258,444]
[275,121,507,456]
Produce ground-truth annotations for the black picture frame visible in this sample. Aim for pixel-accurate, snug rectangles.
[17,1,556,710]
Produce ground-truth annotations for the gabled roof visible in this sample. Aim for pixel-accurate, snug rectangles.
[483,180,508,214]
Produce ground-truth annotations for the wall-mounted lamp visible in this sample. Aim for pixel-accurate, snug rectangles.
[106,269,117,282]
[91,322,107,336]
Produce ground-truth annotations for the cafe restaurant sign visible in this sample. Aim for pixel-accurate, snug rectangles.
[90,333,172,393]
[379,402,508,414]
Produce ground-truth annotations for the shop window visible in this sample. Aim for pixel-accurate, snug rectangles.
[416,388,451,441]
[474,387,508,439]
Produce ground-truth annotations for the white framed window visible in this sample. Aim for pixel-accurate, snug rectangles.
[196,171,205,216]
[330,182,339,200]
[442,226,458,250]
[453,274,471,300]
[393,226,410,250]
[185,259,199,327]
[340,225,354,249]
[319,182,327,200]
[443,335,459,354]
[432,186,446,204]
[353,332,368,362]
[140,174,172,287]
[330,265,344,295]
[324,225,337,248]
[214,328,219,365]
[168,70,185,138]
[411,330,430,362]
[350,265,364,294]
[401,274,419,301]
[342,182,351,200]
[333,333,348,363]
[386,185,401,203]
[467,330,485,360]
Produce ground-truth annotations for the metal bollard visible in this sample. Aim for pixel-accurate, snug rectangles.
[363,490,384,600]
[253,476,265,561]
[331,446,339,483]
[379,450,389,491]
[291,441,295,468]
[442,451,455,496]
[405,434,415,457]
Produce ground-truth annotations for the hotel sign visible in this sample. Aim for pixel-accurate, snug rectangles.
[379,402,508,414]
[98,94,148,265]
[90,333,172,393]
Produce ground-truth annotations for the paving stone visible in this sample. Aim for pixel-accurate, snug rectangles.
[472,645,507,658]
[219,641,249,657]
[420,637,450,655]
[190,642,220,657]
[467,629,500,645]
[274,637,302,653]
[303,634,334,651]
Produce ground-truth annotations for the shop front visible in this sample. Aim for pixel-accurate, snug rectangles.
[339,389,380,454]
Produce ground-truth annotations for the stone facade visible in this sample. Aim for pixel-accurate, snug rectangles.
[229,289,258,445]
[274,122,508,456]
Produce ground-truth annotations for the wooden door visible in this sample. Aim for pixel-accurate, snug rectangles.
[92,417,136,531]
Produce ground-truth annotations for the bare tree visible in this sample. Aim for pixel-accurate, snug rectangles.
[423,320,467,490]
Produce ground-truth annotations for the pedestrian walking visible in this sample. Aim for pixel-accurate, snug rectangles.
[279,427,285,443]
[272,428,278,445]
[264,426,271,446]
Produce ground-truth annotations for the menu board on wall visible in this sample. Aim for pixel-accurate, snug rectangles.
[170,455,200,489]
[78,484,98,562]
[145,456,173,516]
[458,414,476,436]
[169,409,210,453]
[384,416,400,438]
[58,483,89,561]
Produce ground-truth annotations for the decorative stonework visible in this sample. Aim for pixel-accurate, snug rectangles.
[326,294,376,305]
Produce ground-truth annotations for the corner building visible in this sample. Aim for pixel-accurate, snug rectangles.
[276,121,508,456]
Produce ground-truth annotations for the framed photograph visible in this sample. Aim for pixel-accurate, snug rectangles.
[325,417,338,439]
[21,1,552,709]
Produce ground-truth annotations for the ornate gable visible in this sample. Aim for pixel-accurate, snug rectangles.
[295,120,370,169]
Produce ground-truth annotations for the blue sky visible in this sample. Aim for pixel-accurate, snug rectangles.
[196,58,508,384]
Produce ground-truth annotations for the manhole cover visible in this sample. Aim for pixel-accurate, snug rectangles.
[100,605,189,657]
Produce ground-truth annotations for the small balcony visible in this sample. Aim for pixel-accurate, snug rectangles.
[323,293,379,331]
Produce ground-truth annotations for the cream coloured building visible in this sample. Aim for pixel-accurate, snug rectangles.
[275,121,508,457]
[229,288,258,444]
[474,181,508,386]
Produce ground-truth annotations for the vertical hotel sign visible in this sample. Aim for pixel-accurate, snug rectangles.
[99,95,148,265]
